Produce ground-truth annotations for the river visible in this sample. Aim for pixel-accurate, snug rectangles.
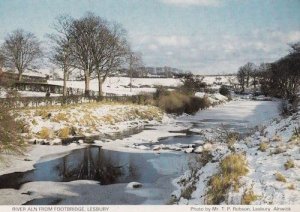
[0,100,280,205]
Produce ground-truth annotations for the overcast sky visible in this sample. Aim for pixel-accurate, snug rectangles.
[0,0,299,74]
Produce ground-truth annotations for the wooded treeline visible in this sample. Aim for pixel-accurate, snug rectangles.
[237,43,300,101]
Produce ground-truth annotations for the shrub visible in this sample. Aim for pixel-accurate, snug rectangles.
[279,100,291,116]
[196,96,211,110]
[157,91,210,115]
[185,96,210,114]
[180,73,207,94]
[181,184,196,200]
[275,172,287,182]
[258,142,268,152]
[135,93,154,105]
[158,91,190,114]
[0,103,24,153]
[154,86,170,100]
[219,85,230,97]
[284,159,295,170]
[241,188,258,205]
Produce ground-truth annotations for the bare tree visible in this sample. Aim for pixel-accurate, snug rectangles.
[237,67,246,92]
[91,22,129,97]
[48,16,74,96]
[237,62,255,92]
[0,29,42,81]
[67,13,99,96]
[127,51,143,92]
[250,64,259,92]
[0,53,4,72]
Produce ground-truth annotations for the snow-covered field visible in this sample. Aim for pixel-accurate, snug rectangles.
[49,77,182,96]
[1,75,234,97]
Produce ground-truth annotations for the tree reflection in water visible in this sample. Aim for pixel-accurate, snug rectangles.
[58,146,130,184]
[0,145,187,190]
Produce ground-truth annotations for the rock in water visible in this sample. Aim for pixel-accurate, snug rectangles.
[194,146,203,153]
[127,182,143,189]
[203,143,213,151]
[51,139,62,145]
[185,148,194,153]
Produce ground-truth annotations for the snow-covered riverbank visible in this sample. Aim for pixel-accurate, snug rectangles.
[1,99,298,205]
[0,103,165,176]
[15,103,164,144]
[171,101,300,205]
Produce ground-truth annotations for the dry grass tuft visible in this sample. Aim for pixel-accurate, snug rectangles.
[284,159,295,170]
[206,153,248,204]
[241,188,259,205]
[258,142,268,152]
[272,135,282,142]
[220,154,249,177]
[32,119,38,125]
[226,132,239,151]
[275,172,287,182]
[287,184,295,190]
[37,127,53,139]
[272,146,286,155]
[57,127,70,138]
[52,113,69,123]
[35,109,51,119]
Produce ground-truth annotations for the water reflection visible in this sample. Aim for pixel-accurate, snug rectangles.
[0,146,187,189]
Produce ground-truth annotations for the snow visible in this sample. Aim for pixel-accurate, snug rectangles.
[16,103,163,141]
[172,101,299,205]
[195,92,228,103]
[232,111,300,205]
[48,77,182,96]
[180,100,280,130]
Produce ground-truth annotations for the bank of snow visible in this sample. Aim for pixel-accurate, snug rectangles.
[16,103,164,144]
[231,111,300,205]
[172,103,299,205]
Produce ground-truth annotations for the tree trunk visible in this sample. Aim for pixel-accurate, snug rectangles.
[63,69,67,97]
[18,72,22,82]
[85,74,90,96]
[246,76,250,87]
[98,73,103,98]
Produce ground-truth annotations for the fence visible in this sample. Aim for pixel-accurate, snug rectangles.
[0,94,154,108]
